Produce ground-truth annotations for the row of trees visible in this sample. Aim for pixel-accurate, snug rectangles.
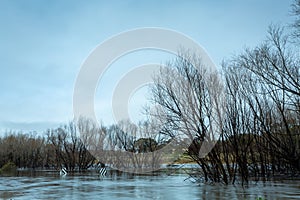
[0,123,95,171]
[0,131,46,169]
[0,119,169,172]
[78,119,168,173]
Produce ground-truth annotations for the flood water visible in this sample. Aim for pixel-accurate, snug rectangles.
[0,169,300,200]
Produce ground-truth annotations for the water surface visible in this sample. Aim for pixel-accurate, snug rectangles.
[0,170,299,199]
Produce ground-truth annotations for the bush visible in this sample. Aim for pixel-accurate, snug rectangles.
[0,161,17,174]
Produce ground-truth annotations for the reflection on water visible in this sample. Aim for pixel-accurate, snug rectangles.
[0,170,300,200]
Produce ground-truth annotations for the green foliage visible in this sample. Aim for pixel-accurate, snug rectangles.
[0,161,17,174]
[134,138,158,153]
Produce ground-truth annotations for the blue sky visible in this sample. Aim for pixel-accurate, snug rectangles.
[0,0,294,132]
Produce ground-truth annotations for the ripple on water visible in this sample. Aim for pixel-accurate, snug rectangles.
[0,172,300,199]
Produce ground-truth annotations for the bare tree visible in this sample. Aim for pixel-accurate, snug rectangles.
[47,121,95,171]
[291,0,300,40]
[103,119,165,173]
[237,26,300,172]
[221,24,300,184]
[150,50,226,183]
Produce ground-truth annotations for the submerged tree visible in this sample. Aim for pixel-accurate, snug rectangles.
[150,22,300,184]
[221,25,300,184]
[150,50,228,183]
[47,120,96,171]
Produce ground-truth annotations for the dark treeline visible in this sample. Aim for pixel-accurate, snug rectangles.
[0,122,95,171]
[0,119,167,172]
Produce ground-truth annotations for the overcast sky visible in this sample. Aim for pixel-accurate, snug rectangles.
[0,0,294,133]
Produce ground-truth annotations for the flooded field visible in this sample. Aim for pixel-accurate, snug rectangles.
[0,169,300,200]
